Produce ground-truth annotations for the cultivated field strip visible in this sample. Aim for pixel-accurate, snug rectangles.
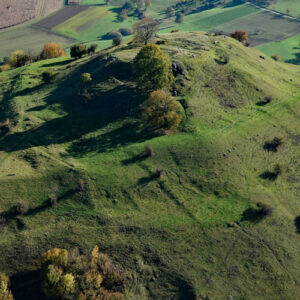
[35,6,89,30]
[0,0,64,30]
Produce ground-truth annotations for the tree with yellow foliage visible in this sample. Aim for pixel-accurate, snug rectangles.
[0,273,14,300]
[144,90,182,129]
[40,43,66,60]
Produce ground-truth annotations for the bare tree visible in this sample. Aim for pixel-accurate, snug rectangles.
[133,18,159,45]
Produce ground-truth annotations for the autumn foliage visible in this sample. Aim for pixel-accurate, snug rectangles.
[144,90,182,129]
[0,273,14,300]
[40,43,66,59]
[230,30,248,43]
[40,246,128,300]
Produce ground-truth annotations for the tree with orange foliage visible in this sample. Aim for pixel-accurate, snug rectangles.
[230,30,248,43]
[40,43,66,59]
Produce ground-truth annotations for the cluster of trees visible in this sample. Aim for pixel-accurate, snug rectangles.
[0,43,66,72]
[0,246,128,300]
[40,246,128,300]
[133,44,183,129]
[70,43,98,59]
[165,0,218,24]
[116,0,151,22]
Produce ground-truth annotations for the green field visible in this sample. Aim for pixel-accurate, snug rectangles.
[0,32,300,299]
[257,32,300,63]
[269,0,300,17]
[0,25,74,58]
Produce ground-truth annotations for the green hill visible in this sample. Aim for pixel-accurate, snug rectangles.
[0,32,300,299]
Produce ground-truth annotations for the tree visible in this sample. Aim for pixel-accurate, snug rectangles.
[166,6,175,18]
[40,246,127,300]
[0,273,14,300]
[133,18,159,45]
[230,30,248,43]
[40,43,66,59]
[144,90,182,129]
[87,44,98,55]
[42,71,55,84]
[175,12,184,23]
[9,50,31,68]
[133,44,173,91]
[70,44,87,59]
[81,73,92,85]
[113,36,122,46]
[145,0,151,9]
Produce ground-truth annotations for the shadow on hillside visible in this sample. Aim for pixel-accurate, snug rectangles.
[259,171,278,181]
[295,216,300,234]
[0,189,76,226]
[0,55,146,154]
[241,208,264,223]
[42,59,73,68]
[11,270,46,300]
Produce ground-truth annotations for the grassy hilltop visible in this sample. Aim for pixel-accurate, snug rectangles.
[0,31,300,299]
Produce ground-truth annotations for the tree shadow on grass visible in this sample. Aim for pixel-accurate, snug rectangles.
[42,59,73,68]
[11,270,47,300]
[241,208,264,223]
[259,171,278,181]
[0,56,145,154]
[294,216,300,234]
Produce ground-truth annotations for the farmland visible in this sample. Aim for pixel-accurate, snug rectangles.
[0,0,64,30]
[268,0,300,18]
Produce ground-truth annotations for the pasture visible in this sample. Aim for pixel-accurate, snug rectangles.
[0,26,74,58]
[215,10,300,46]
[257,33,300,64]
[269,0,300,18]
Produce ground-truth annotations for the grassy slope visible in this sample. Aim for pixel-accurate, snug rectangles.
[0,32,300,299]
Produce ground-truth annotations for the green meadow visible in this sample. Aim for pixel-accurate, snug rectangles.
[0,32,300,299]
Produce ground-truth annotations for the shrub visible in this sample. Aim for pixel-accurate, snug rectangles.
[154,166,164,178]
[230,30,248,43]
[133,44,173,91]
[118,28,133,36]
[13,200,29,215]
[0,273,14,300]
[106,31,122,40]
[40,43,66,59]
[9,50,31,68]
[0,119,12,136]
[144,145,154,157]
[175,13,184,24]
[80,73,92,85]
[256,202,273,217]
[42,71,55,84]
[0,64,11,72]
[144,90,182,129]
[70,44,87,59]
[263,137,283,152]
[113,36,122,46]
[41,248,69,267]
[271,55,281,61]
[87,44,98,55]
[40,246,127,300]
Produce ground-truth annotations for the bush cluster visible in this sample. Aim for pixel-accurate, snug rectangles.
[40,246,128,300]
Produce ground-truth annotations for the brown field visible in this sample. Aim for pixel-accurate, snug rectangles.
[0,0,64,30]
[35,6,89,30]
